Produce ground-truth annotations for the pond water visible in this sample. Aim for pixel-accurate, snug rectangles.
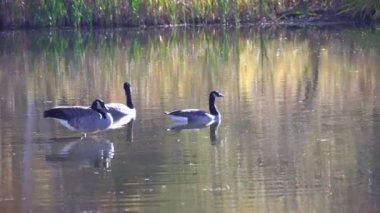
[1,26,380,212]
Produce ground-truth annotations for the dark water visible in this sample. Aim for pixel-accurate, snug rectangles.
[1,26,380,212]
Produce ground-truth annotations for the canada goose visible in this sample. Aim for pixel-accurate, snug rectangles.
[106,82,136,121]
[43,99,113,137]
[165,91,224,123]
[108,114,134,130]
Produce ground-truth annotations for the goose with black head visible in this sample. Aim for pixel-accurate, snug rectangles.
[165,91,224,123]
[106,82,136,121]
[43,99,113,137]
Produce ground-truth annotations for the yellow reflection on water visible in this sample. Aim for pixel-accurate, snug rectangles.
[0,27,379,212]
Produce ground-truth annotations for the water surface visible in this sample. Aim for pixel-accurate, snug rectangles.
[1,27,380,212]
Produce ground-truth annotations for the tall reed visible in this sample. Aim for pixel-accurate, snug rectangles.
[0,0,377,29]
[340,0,380,20]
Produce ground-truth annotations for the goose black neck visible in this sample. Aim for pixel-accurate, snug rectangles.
[209,94,219,116]
[125,86,134,109]
[99,111,107,119]
[90,103,107,119]
[92,107,107,119]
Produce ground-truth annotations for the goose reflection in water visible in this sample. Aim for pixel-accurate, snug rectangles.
[108,115,135,143]
[46,137,114,168]
[167,120,221,145]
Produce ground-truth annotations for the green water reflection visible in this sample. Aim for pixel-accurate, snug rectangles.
[0,26,380,212]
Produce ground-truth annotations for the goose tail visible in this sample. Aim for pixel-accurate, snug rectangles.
[43,108,68,120]
[43,109,55,118]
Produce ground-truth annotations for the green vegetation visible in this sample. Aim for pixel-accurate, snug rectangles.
[340,0,380,20]
[0,0,379,29]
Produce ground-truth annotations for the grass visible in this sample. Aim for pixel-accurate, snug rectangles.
[0,0,378,29]
[340,0,380,20]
